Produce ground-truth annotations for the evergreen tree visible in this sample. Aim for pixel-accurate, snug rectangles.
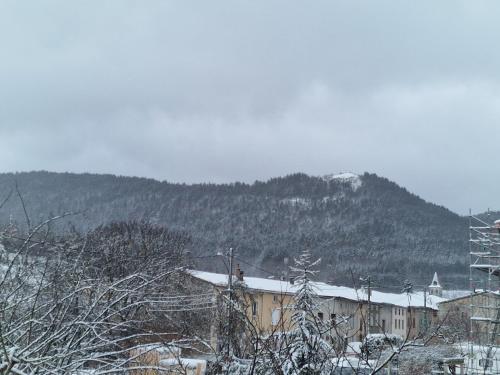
[255,249,334,375]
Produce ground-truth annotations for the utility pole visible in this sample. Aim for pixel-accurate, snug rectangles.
[367,276,372,337]
[360,276,372,338]
[423,286,428,333]
[226,247,234,358]
[227,247,234,299]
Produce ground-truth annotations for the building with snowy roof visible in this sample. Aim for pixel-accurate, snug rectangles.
[186,268,446,350]
[438,291,500,346]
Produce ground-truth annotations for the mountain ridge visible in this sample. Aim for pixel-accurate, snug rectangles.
[0,170,469,288]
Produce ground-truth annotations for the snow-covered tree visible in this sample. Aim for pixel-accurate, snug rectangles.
[0,215,214,374]
[253,249,335,375]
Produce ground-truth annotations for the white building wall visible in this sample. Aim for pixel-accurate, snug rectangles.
[392,306,407,337]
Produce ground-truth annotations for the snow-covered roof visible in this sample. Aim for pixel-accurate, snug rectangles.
[188,270,446,310]
[438,290,500,304]
[345,341,362,355]
[441,289,470,300]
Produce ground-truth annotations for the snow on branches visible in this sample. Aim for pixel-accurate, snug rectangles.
[0,216,213,375]
[251,249,335,375]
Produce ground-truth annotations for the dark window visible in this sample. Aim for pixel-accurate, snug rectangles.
[330,313,337,325]
[318,312,324,320]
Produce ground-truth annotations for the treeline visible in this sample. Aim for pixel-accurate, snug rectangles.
[0,171,470,287]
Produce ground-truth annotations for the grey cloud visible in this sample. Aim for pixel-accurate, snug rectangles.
[0,1,499,214]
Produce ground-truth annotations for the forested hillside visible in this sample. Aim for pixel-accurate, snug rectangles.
[0,171,469,287]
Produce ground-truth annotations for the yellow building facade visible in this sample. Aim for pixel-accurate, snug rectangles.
[187,269,444,352]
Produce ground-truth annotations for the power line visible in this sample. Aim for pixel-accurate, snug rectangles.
[233,256,279,278]
[190,254,221,260]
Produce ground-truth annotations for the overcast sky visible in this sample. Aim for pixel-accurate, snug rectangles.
[0,1,499,214]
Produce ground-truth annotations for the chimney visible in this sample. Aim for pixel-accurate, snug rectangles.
[289,277,295,285]
[235,264,244,281]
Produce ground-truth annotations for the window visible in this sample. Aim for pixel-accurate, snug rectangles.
[330,313,337,325]
[480,359,493,368]
[382,319,386,332]
[318,312,324,320]
[273,295,280,304]
[252,302,258,317]
[271,309,281,326]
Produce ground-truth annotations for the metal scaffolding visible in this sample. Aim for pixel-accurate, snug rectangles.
[468,213,500,374]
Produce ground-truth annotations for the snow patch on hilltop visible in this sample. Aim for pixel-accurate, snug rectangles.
[322,172,362,191]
